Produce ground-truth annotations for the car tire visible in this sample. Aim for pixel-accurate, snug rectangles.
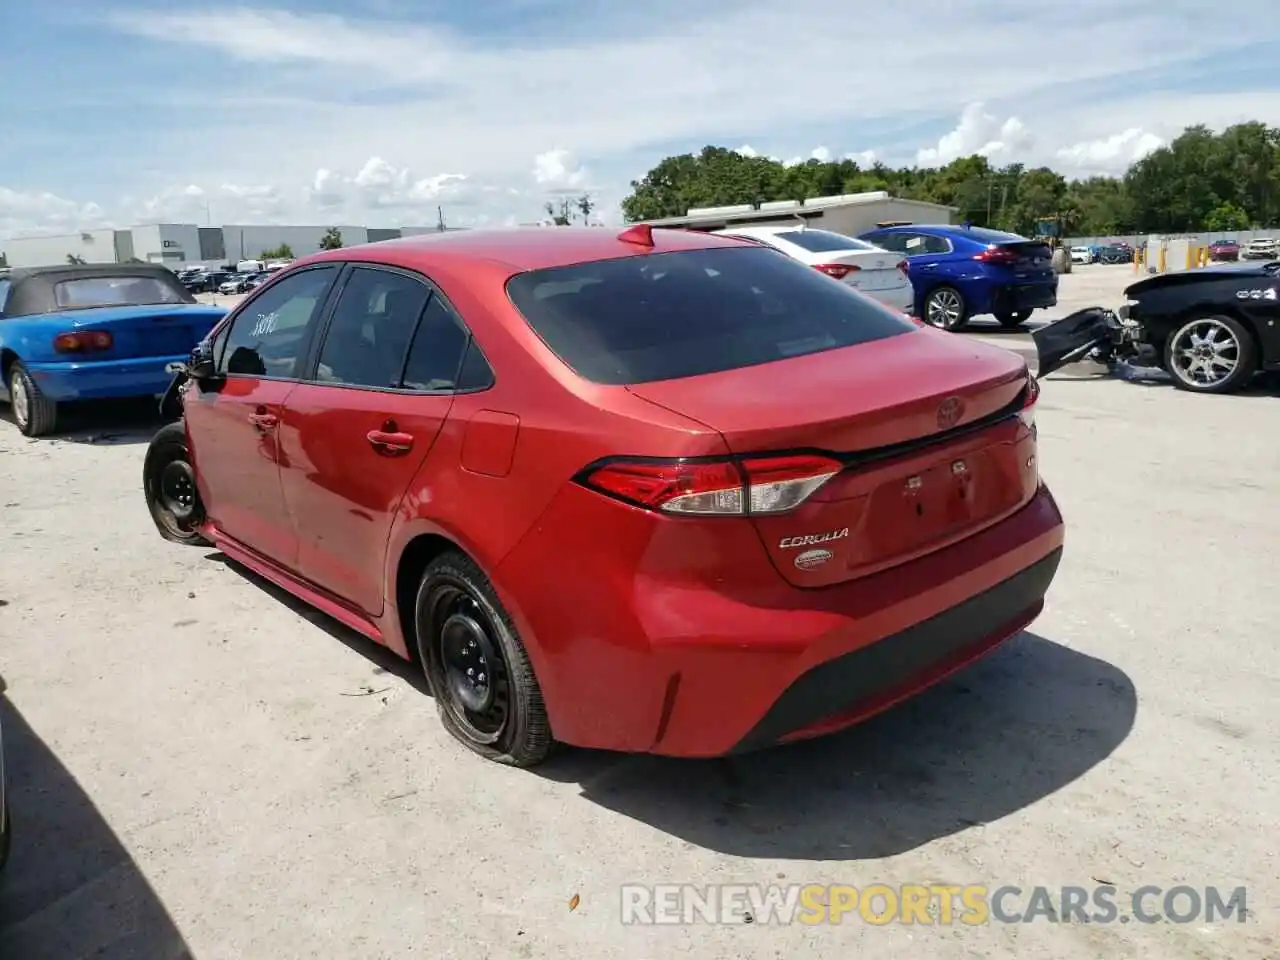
[923,286,969,331]
[415,551,553,767]
[143,421,211,546]
[994,310,1033,328]
[1163,314,1258,394]
[8,362,58,437]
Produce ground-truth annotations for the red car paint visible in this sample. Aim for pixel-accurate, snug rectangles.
[178,227,1064,757]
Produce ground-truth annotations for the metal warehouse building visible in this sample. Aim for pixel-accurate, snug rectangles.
[641,191,955,235]
[0,222,449,269]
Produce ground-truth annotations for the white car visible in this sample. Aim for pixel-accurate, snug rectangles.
[712,225,914,312]
[218,277,245,295]
[1070,245,1094,264]
[1241,237,1280,260]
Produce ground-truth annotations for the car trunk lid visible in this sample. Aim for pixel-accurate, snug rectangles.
[53,304,226,360]
[626,329,1040,587]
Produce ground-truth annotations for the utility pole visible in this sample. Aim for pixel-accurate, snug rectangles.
[437,205,445,233]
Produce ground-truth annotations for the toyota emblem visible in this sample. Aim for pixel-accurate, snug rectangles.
[937,397,964,429]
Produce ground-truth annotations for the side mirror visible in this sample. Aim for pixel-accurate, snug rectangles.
[186,340,219,381]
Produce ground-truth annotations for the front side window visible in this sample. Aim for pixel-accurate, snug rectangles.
[219,266,339,378]
[315,268,430,389]
[506,246,914,385]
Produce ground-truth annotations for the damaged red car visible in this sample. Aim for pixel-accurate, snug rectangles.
[143,226,1064,766]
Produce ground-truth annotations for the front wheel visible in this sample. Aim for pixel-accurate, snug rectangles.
[8,362,58,437]
[1163,314,1257,394]
[415,552,553,767]
[923,286,969,331]
[143,421,210,545]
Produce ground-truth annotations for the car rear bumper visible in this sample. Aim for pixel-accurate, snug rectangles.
[993,283,1057,313]
[502,482,1065,757]
[25,354,188,401]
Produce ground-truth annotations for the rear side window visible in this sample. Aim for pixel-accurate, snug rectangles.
[401,296,469,391]
[315,268,430,389]
[506,246,914,386]
[775,229,877,253]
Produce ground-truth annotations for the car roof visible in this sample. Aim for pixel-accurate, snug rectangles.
[297,226,748,274]
[1,263,197,317]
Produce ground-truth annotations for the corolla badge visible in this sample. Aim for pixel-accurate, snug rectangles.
[1236,288,1278,300]
[794,549,833,570]
[936,396,965,429]
[778,528,850,549]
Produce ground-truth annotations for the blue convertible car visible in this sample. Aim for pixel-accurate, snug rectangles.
[0,264,226,436]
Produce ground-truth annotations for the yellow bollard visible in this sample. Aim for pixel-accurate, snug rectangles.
[1158,245,1167,273]
[1133,247,1141,272]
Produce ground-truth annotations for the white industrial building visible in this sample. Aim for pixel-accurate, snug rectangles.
[640,191,956,235]
[0,222,447,269]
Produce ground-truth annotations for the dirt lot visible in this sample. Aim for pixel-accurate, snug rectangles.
[1,264,1277,958]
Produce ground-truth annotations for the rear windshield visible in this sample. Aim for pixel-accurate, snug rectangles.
[54,275,189,308]
[506,246,915,385]
[961,227,1032,244]
[773,229,878,253]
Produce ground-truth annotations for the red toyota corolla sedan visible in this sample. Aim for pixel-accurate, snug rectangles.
[143,225,1064,766]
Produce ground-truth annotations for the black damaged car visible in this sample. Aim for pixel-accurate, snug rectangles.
[1034,261,1280,394]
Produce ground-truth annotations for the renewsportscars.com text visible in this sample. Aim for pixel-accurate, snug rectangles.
[620,883,1249,926]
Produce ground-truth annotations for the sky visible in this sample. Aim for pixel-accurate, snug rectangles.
[2,0,1280,239]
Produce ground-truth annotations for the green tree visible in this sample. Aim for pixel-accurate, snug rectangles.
[318,228,343,250]
[545,193,596,225]
[620,119,1280,236]
[260,243,295,260]
[1204,202,1251,231]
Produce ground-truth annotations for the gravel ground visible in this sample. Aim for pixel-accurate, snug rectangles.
[1,263,1276,958]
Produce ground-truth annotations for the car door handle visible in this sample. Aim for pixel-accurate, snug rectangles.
[367,429,414,455]
[248,412,278,430]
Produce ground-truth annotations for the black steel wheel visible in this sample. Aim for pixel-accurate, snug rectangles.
[415,552,552,766]
[143,421,211,546]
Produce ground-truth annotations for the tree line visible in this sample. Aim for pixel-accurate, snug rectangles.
[620,122,1280,237]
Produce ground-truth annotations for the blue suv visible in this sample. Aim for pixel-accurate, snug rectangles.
[858,224,1058,331]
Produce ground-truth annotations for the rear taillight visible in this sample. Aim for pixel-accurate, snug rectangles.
[974,246,1019,265]
[53,331,113,354]
[897,259,909,276]
[814,263,860,279]
[1019,375,1039,432]
[578,454,843,516]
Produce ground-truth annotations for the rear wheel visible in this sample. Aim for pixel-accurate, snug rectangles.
[8,362,58,437]
[143,421,211,545]
[995,309,1032,328]
[1163,314,1257,394]
[415,552,552,767]
[923,286,968,331]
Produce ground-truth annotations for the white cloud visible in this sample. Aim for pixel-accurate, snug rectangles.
[916,102,1035,166]
[0,187,109,240]
[844,150,878,166]
[1056,128,1165,174]
[810,146,832,162]
[734,144,758,157]
[531,149,589,194]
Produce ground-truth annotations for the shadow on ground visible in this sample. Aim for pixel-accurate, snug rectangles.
[0,680,192,959]
[204,552,431,696]
[535,632,1136,860]
[0,398,165,446]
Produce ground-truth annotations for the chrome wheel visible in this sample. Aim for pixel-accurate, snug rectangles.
[10,373,29,428]
[926,289,963,328]
[1169,318,1240,387]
